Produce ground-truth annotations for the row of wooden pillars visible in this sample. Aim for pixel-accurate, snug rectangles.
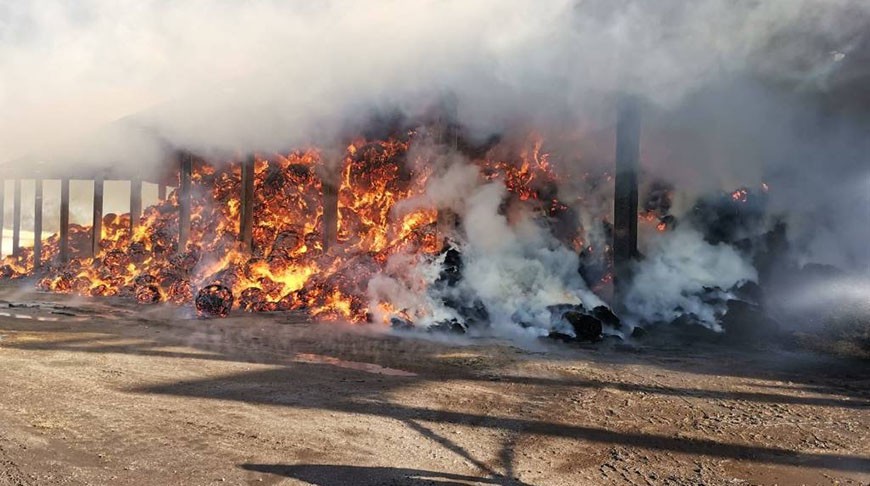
[0,178,167,266]
[0,152,336,267]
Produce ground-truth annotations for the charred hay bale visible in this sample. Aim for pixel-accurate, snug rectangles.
[689,189,767,246]
[564,311,602,341]
[89,283,114,297]
[731,280,763,305]
[390,317,414,330]
[592,306,621,329]
[287,162,313,180]
[207,268,240,291]
[100,249,128,272]
[429,319,467,334]
[439,296,489,328]
[667,314,722,343]
[546,331,577,343]
[262,166,287,193]
[167,279,193,304]
[129,241,148,264]
[170,248,201,273]
[195,284,234,318]
[547,303,586,316]
[720,299,780,343]
[459,300,489,327]
[136,285,161,304]
[150,228,177,255]
[72,276,92,293]
[134,274,158,287]
[238,287,268,311]
[437,246,463,286]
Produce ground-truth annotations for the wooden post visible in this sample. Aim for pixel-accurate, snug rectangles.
[130,178,142,233]
[321,176,339,251]
[0,181,5,257]
[33,180,43,269]
[92,176,104,257]
[239,155,255,252]
[178,153,192,252]
[12,179,21,256]
[613,96,641,295]
[158,183,167,201]
[59,178,70,263]
[435,98,459,249]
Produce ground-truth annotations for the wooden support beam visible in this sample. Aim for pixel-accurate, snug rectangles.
[11,179,21,256]
[321,176,339,251]
[0,181,5,257]
[178,153,192,252]
[92,176,104,257]
[59,178,70,263]
[239,156,255,252]
[436,210,457,249]
[33,180,43,269]
[158,183,167,201]
[130,178,142,234]
[613,96,641,295]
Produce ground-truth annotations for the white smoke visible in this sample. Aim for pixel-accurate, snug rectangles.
[624,228,757,330]
[2,0,867,164]
[369,155,605,336]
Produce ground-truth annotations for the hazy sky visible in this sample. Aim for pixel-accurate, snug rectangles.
[2,0,865,167]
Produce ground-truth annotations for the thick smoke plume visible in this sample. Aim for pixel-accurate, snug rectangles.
[2,1,866,163]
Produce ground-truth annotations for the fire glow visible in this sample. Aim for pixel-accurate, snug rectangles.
[0,131,626,323]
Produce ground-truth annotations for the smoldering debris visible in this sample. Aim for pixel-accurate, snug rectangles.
[195,285,234,318]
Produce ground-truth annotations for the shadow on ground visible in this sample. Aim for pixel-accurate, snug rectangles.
[241,463,530,486]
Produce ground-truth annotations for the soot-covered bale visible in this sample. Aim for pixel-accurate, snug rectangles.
[720,299,780,343]
[389,317,414,331]
[592,306,622,329]
[437,245,463,286]
[429,319,467,334]
[669,314,722,343]
[195,284,234,318]
[564,311,603,341]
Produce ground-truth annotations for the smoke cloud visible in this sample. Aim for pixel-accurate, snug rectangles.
[2,1,866,162]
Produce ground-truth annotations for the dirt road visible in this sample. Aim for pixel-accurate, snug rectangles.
[0,290,867,485]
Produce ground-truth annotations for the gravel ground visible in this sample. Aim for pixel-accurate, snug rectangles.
[0,288,867,485]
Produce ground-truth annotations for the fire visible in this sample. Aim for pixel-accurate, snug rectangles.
[0,130,576,322]
[731,188,749,202]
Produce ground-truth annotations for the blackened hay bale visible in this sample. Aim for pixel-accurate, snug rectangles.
[195,284,234,318]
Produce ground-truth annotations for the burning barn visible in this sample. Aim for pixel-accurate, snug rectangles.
[0,1,868,348]
[0,99,785,344]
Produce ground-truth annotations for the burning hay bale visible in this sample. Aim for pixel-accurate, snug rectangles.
[135,285,162,304]
[238,287,268,312]
[195,284,234,318]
